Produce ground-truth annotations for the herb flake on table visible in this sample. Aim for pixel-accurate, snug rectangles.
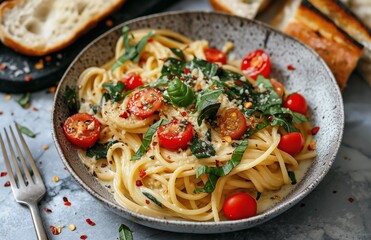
[15,122,36,138]
[119,224,133,240]
[17,92,31,109]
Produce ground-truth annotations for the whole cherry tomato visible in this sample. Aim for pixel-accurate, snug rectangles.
[223,192,257,220]
[278,132,305,156]
[283,93,308,115]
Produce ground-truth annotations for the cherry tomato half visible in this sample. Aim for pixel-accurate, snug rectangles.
[218,108,247,140]
[63,113,101,149]
[270,79,285,98]
[120,73,144,90]
[127,88,163,119]
[283,93,308,115]
[241,49,271,80]
[278,132,304,156]
[204,48,227,64]
[157,120,194,151]
[223,192,257,220]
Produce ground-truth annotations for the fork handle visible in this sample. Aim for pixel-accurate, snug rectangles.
[29,203,48,240]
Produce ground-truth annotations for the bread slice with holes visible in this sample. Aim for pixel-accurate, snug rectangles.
[209,0,271,19]
[272,0,363,89]
[0,0,125,56]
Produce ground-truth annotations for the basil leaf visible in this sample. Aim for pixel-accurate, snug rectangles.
[17,92,31,108]
[142,78,169,88]
[112,26,154,72]
[119,224,133,240]
[131,119,170,161]
[254,76,282,111]
[190,138,216,158]
[86,140,118,159]
[288,171,297,185]
[195,139,248,193]
[143,192,162,207]
[16,122,36,138]
[245,118,269,137]
[269,115,299,133]
[195,88,223,112]
[256,192,262,200]
[197,103,221,126]
[185,58,219,78]
[206,129,212,142]
[102,82,126,102]
[91,105,100,114]
[160,58,185,79]
[292,112,309,124]
[167,78,195,107]
[63,86,80,115]
[170,48,185,61]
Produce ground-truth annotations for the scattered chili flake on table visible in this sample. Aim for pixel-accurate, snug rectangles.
[1,172,7,177]
[63,196,72,206]
[49,87,56,93]
[348,197,354,203]
[0,110,3,115]
[44,208,52,213]
[80,235,88,239]
[43,145,49,150]
[86,218,96,226]
[311,126,320,135]
[0,64,6,70]
[52,176,59,182]
[4,181,10,187]
[45,55,52,61]
[287,64,295,71]
[25,75,32,81]
[50,226,61,235]
[35,59,44,69]
[31,107,38,111]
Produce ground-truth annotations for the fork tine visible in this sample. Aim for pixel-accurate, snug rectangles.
[0,132,18,189]
[3,129,26,188]
[14,122,43,183]
[9,126,34,185]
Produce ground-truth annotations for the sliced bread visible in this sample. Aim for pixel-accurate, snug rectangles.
[209,0,271,19]
[0,0,125,56]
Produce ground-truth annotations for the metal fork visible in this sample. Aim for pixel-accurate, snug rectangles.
[0,124,47,240]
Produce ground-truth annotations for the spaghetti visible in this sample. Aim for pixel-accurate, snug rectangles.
[71,27,316,222]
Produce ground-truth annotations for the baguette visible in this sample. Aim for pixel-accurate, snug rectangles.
[272,0,363,89]
[340,0,371,29]
[0,0,125,56]
[309,0,371,86]
[209,0,271,19]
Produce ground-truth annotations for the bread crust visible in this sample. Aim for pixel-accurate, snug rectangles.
[284,1,363,89]
[0,0,126,56]
[209,0,271,16]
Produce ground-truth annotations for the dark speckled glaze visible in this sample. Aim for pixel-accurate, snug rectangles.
[52,11,344,233]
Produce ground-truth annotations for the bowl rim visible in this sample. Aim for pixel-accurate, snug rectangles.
[52,10,344,229]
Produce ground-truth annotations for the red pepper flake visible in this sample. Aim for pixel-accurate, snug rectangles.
[0,172,7,177]
[181,111,187,117]
[184,68,190,74]
[50,226,60,235]
[80,235,88,239]
[136,180,143,187]
[189,105,195,112]
[25,75,32,81]
[119,112,129,118]
[101,163,107,168]
[139,169,146,178]
[31,107,38,111]
[105,19,113,27]
[44,208,52,213]
[215,160,220,167]
[63,196,68,202]
[311,126,320,135]
[145,199,150,204]
[4,181,10,187]
[348,197,354,203]
[287,64,295,71]
[267,116,273,122]
[86,218,96,226]
[45,56,52,61]
[0,64,6,70]
[0,110,2,115]
[152,141,158,147]
[64,201,72,206]
[63,196,72,206]
[308,141,316,151]
[148,38,154,42]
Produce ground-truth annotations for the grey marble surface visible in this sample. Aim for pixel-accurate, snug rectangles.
[1,1,371,239]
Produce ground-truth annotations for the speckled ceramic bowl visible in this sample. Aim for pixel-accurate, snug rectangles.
[52,11,344,233]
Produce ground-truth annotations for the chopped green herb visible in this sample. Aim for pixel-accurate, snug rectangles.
[288,171,297,185]
[195,139,248,193]
[190,138,216,159]
[197,103,221,126]
[86,140,118,159]
[17,92,31,108]
[143,192,162,207]
[131,119,170,161]
[118,224,133,240]
[63,86,80,115]
[102,82,126,102]
[170,48,185,61]
[16,122,36,138]
[167,78,195,107]
[112,26,155,72]
[256,192,262,201]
